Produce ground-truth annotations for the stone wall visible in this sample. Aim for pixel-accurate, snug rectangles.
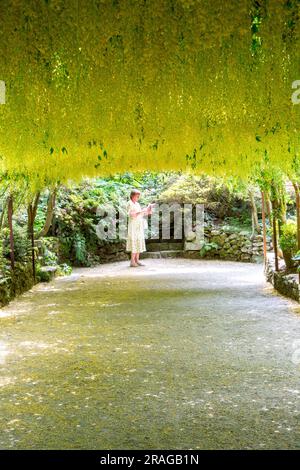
[185,225,272,262]
[95,241,129,264]
[265,253,300,302]
[39,237,129,267]
[91,228,270,264]
[0,262,35,307]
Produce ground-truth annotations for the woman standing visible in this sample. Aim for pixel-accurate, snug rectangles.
[126,189,153,267]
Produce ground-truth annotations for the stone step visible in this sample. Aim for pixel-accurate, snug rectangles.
[146,241,184,252]
[141,250,184,259]
[160,250,184,259]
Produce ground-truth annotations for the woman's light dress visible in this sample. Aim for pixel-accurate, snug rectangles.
[126,199,146,253]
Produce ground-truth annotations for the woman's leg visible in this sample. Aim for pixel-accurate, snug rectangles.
[135,252,145,266]
[130,252,138,266]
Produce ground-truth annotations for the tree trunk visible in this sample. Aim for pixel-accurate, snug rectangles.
[266,195,275,251]
[266,193,280,269]
[27,204,36,281]
[27,192,40,281]
[0,199,6,230]
[272,212,279,272]
[270,198,283,258]
[266,196,272,222]
[38,189,57,238]
[261,191,267,264]
[7,194,14,270]
[249,189,261,237]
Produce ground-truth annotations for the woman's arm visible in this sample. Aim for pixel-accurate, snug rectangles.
[129,207,150,218]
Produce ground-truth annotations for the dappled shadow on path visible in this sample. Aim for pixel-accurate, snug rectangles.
[1,259,300,449]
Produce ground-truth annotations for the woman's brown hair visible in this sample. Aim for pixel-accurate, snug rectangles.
[130,189,141,200]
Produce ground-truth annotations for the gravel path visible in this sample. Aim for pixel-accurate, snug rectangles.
[1,259,300,449]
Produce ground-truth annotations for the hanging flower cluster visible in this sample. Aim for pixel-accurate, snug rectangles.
[0,0,300,188]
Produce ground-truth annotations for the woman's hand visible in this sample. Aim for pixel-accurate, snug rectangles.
[129,204,154,218]
[146,203,154,215]
[130,209,148,217]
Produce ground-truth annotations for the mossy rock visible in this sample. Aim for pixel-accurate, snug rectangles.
[37,266,58,282]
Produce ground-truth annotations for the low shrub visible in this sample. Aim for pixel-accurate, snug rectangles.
[279,221,297,270]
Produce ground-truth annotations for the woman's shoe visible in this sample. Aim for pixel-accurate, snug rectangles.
[130,262,138,267]
[136,261,145,266]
